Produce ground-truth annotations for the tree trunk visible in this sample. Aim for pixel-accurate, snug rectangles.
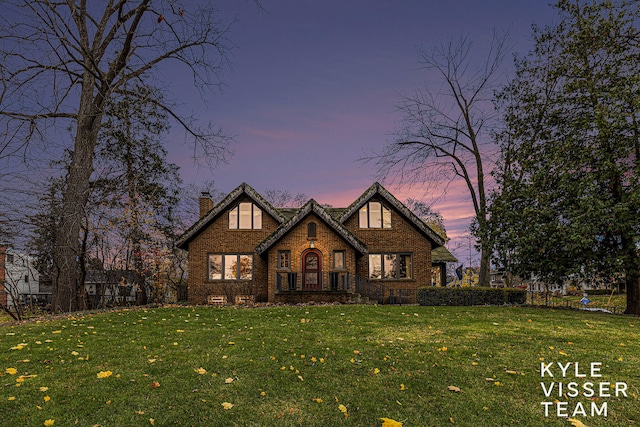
[478,245,491,287]
[52,145,93,312]
[52,74,105,313]
[626,274,640,316]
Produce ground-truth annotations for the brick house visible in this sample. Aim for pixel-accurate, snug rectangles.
[177,182,449,304]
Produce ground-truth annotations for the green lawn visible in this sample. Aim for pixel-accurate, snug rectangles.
[1,305,638,426]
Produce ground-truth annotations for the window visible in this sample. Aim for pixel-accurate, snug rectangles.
[24,274,29,283]
[359,201,391,228]
[369,253,412,279]
[307,222,317,239]
[229,202,262,229]
[6,254,14,264]
[278,251,290,269]
[208,254,253,280]
[333,251,346,270]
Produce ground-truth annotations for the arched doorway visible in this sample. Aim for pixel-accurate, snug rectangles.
[302,249,322,291]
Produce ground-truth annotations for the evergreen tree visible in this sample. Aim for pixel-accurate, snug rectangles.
[490,0,640,314]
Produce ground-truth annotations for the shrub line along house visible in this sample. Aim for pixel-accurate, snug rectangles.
[177,182,455,305]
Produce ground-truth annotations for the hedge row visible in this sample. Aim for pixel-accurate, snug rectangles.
[417,286,527,306]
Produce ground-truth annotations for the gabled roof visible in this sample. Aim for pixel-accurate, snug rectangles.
[255,199,367,256]
[339,182,445,248]
[176,182,284,249]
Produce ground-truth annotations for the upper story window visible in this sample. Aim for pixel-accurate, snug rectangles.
[229,202,262,229]
[307,222,317,239]
[359,201,391,229]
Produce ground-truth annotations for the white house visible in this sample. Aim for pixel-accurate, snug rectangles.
[0,247,47,309]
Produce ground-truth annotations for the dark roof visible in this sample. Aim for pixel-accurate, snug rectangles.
[255,200,367,255]
[177,182,446,251]
[177,183,284,249]
[432,246,458,263]
[340,182,445,248]
[85,270,137,284]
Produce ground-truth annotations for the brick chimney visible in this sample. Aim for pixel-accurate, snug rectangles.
[199,192,214,218]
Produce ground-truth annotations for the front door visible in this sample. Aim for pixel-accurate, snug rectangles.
[302,250,322,290]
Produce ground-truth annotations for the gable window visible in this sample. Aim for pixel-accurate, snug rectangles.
[208,254,253,280]
[278,251,291,270]
[368,253,412,279]
[333,250,346,270]
[229,202,262,229]
[307,222,317,239]
[359,201,391,228]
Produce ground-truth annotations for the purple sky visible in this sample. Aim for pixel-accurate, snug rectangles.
[166,1,559,265]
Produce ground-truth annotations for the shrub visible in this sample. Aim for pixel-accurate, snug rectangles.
[417,286,526,306]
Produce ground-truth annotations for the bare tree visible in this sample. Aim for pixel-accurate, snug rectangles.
[0,1,235,312]
[371,33,509,287]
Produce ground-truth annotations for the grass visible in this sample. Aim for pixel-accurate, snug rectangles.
[1,305,638,427]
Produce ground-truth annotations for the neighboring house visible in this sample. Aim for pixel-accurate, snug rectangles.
[85,270,140,308]
[177,182,451,305]
[0,247,48,308]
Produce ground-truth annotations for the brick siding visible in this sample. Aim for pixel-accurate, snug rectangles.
[185,192,435,305]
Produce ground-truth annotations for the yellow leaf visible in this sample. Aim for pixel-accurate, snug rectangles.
[225,377,234,384]
[5,368,17,375]
[150,381,160,388]
[568,419,589,427]
[96,371,112,379]
[505,370,517,375]
[149,418,155,425]
[338,404,348,413]
[380,417,403,427]
[44,420,55,426]
[221,402,233,410]
[8,396,16,401]
[44,396,51,402]
[313,398,323,403]
[448,385,461,392]
[400,384,407,391]
[373,368,380,375]
[195,368,207,375]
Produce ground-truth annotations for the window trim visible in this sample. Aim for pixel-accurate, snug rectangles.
[333,250,346,270]
[277,250,291,270]
[359,201,392,229]
[207,253,254,281]
[228,202,262,230]
[307,222,317,239]
[368,252,413,280]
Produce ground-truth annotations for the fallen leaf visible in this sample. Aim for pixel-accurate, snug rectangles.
[380,417,403,427]
[96,371,112,379]
[225,377,234,384]
[151,381,160,388]
[222,402,233,410]
[447,385,461,392]
[568,419,589,427]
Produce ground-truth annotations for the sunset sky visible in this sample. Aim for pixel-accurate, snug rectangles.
[165,1,559,265]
